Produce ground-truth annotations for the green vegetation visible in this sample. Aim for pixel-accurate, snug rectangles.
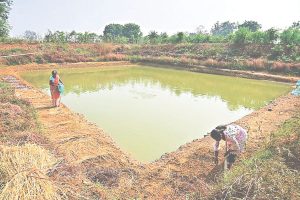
[211,21,237,36]
[103,23,143,43]
[0,41,299,75]
[0,1,298,74]
[0,0,12,38]
[238,20,262,32]
[28,20,299,47]
[208,114,300,199]
[0,2,298,74]
[2,19,298,68]
[125,44,300,74]
[0,0,297,48]
[44,30,101,43]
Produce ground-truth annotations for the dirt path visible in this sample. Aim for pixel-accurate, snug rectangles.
[1,62,300,199]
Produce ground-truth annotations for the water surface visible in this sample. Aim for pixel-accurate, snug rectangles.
[22,66,290,162]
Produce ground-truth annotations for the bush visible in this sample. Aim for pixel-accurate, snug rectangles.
[186,34,210,43]
[247,31,267,44]
[280,28,300,45]
[269,45,285,60]
[232,28,251,44]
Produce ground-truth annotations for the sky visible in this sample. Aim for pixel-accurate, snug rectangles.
[9,0,300,36]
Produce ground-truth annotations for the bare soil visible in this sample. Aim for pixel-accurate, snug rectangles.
[1,62,300,199]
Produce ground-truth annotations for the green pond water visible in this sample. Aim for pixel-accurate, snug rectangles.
[21,65,291,162]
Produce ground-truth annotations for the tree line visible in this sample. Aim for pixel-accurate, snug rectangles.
[0,1,299,45]
[20,21,300,45]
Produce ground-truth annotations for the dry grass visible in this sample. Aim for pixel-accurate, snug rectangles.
[210,155,300,199]
[243,58,268,70]
[0,80,44,145]
[0,81,87,199]
[0,144,65,200]
[1,43,299,75]
[98,53,127,61]
[271,61,292,72]
[207,115,300,200]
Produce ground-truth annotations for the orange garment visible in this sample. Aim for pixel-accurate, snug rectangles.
[50,75,60,100]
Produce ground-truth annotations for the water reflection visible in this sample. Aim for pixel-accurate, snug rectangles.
[23,66,290,110]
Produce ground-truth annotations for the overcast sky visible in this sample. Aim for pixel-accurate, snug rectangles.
[9,0,300,36]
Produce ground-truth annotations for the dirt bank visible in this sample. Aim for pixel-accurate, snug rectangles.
[1,62,300,199]
[4,61,299,83]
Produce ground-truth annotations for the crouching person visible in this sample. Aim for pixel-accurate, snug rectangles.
[210,124,247,170]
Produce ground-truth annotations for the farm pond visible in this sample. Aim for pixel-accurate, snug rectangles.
[21,65,291,162]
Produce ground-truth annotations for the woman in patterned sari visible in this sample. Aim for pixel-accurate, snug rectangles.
[49,70,63,107]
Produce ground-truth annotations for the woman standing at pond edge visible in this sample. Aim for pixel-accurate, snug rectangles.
[49,70,63,107]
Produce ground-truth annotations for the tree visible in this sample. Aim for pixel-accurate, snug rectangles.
[55,31,67,43]
[232,27,251,44]
[122,23,142,43]
[291,21,300,29]
[159,32,168,43]
[265,28,279,44]
[147,31,159,44]
[187,33,210,43]
[66,30,77,42]
[23,30,39,41]
[238,20,262,32]
[248,31,267,44]
[0,0,12,38]
[280,28,300,45]
[43,30,66,43]
[44,30,56,42]
[196,25,208,34]
[72,32,100,43]
[176,32,184,43]
[44,30,101,43]
[211,21,237,36]
[103,23,124,41]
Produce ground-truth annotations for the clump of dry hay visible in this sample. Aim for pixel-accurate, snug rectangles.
[0,144,65,200]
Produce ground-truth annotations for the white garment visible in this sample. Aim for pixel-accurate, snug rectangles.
[213,124,247,153]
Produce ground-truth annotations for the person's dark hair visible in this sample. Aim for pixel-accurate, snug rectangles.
[52,70,57,77]
[211,129,222,141]
[226,153,236,163]
[215,125,226,131]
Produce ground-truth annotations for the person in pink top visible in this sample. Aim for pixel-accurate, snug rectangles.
[210,124,248,170]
